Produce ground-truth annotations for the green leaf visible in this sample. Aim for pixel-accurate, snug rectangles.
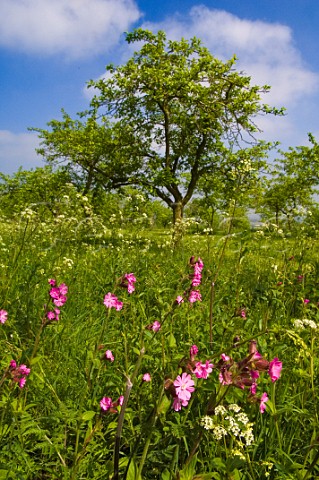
[81,410,96,421]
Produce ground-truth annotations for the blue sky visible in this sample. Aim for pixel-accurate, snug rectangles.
[1,0,319,174]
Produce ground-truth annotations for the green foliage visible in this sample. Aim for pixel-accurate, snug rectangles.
[33,28,283,224]
[1,207,319,478]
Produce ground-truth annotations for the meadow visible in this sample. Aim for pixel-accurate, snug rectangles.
[1,207,319,479]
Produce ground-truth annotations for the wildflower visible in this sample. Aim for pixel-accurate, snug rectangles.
[260,392,268,413]
[221,353,230,362]
[304,298,310,304]
[189,290,202,303]
[142,373,151,382]
[103,293,123,311]
[0,309,8,324]
[189,344,198,359]
[48,279,56,286]
[151,320,161,332]
[9,361,31,388]
[219,368,232,385]
[174,373,195,403]
[268,357,282,382]
[172,397,183,411]
[193,360,214,379]
[176,295,184,304]
[250,383,257,395]
[105,350,114,362]
[100,397,113,411]
[117,396,124,406]
[120,273,136,294]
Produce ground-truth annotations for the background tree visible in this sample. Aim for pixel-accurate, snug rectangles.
[34,29,283,224]
[257,135,319,228]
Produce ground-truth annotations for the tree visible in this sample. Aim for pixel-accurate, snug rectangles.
[34,29,283,224]
[257,135,319,228]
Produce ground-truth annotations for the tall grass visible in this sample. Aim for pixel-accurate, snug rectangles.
[0,214,319,479]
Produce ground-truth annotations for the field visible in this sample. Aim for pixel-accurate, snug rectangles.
[1,212,319,479]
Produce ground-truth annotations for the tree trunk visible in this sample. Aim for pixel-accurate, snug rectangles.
[172,201,184,225]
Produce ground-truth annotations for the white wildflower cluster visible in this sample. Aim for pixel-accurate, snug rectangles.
[293,319,317,330]
[200,404,254,447]
[21,207,37,219]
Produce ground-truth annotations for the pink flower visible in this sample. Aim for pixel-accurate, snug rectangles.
[173,373,195,403]
[105,350,114,362]
[176,295,184,304]
[117,396,124,406]
[250,383,257,395]
[19,365,31,376]
[0,309,8,324]
[221,353,230,362]
[48,279,56,286]
[47,311,56,320]
[193,360,213,379]
[19,377,27,389]
[191,273,202,287]
[103,293,123,310]
[268,357,282,382]
[219,370,232,385]
[172,397,183,411]
[304,298,310,304]
[250,370,260,380]
[189,290,202,303]
[260,392,268,413]
[100,397,113,411]
[58,283,68,295]
[10,360,17,369]
[142,373,151,382]
[151,320,161,332]
[190,345,199,358]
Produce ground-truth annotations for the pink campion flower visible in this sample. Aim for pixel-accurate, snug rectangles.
[304,298,310,304]
[260,392,269,413]
[53,295,67,307]
[191,274,202,287]
[268,358,282,382]
[250,370,260,380]
[193,360,214,379]
[19,377,27,389]
[100,397,113,411]
[47,311,56,320]
[151,320,161,332]
[250,383,257,395]
[221,353,230,362]
[176,295,184,304]
[115,299,123,311]
[172,397,183,411]
[0,309,8,324]
[103,293,123,310]
[142,373,151,382]
[190,345,199,358]
[48,279,56,286]
[241,310,247,319]
[18,365,31,376]
[49,287,61,300]
[117,396,124,406]
[189,290,202,303]
[105,350,114,362]
[58,283,68,295]
[173,373,195,403]
[9,360,17,369]
[219,369,232,385]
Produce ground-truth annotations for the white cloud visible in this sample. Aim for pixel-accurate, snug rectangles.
[0,131,43,174]
[0,0,141,59]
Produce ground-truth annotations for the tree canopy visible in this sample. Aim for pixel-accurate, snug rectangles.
[33,29,283,223]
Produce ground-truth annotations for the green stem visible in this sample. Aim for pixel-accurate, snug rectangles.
[113,346,145,480]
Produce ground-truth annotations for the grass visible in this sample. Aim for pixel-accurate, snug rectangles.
[0,215,319,479]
